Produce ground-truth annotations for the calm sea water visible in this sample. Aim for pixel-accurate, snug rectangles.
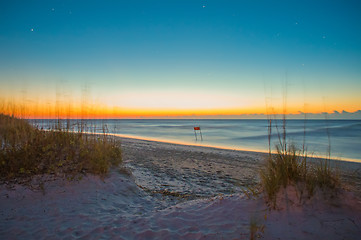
[30,119,361,163]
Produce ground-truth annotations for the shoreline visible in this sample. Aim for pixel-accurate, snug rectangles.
[33,118,361,164]
[92,132,361,164]
[115,134,361,169]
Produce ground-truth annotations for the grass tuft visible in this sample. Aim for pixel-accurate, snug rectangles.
[0,114,122,181]
[260,118,339,208]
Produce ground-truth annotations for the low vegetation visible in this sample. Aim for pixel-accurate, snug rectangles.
[260,118,340,208]
[0,114,122,182]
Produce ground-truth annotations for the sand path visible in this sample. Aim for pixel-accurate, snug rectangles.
[121,137,265,200]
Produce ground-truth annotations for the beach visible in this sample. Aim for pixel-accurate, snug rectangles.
[3,0,361,238]
[1,137,361,239]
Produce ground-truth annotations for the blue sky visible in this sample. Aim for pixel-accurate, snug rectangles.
[1,0,361,117]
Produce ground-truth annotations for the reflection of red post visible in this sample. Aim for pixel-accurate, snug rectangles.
[194,126,203,141]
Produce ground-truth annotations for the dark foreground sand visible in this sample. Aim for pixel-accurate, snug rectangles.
[1,137,361,239]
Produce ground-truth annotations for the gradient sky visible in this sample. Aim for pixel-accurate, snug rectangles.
[1,0,361,118]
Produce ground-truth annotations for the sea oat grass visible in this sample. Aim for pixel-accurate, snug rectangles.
[260,142,339,207]
[0,114,122,181]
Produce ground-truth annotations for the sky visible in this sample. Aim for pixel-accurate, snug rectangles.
[1,0,361,118]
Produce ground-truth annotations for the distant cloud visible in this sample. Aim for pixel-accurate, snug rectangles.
[184,110,361,119]
[283,110,361,120]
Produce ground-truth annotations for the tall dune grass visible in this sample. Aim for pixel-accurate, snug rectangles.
[0,114,122,181]
[260,115,339,208]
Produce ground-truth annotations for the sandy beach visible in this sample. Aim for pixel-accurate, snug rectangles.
[3,0,361,238]
[121,137,361,199]
[1,137,361,239]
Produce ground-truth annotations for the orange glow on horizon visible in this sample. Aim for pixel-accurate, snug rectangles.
[1,92,361,119]
[1,101,360,119]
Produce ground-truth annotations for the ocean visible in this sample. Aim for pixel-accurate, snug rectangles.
[30,119,361,163]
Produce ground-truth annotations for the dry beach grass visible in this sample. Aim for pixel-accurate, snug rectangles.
[0,114,122,183]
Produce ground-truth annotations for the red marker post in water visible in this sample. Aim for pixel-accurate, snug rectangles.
[194,126,203,141]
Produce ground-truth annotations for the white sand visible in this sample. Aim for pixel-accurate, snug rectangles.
[1,137,361,239]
